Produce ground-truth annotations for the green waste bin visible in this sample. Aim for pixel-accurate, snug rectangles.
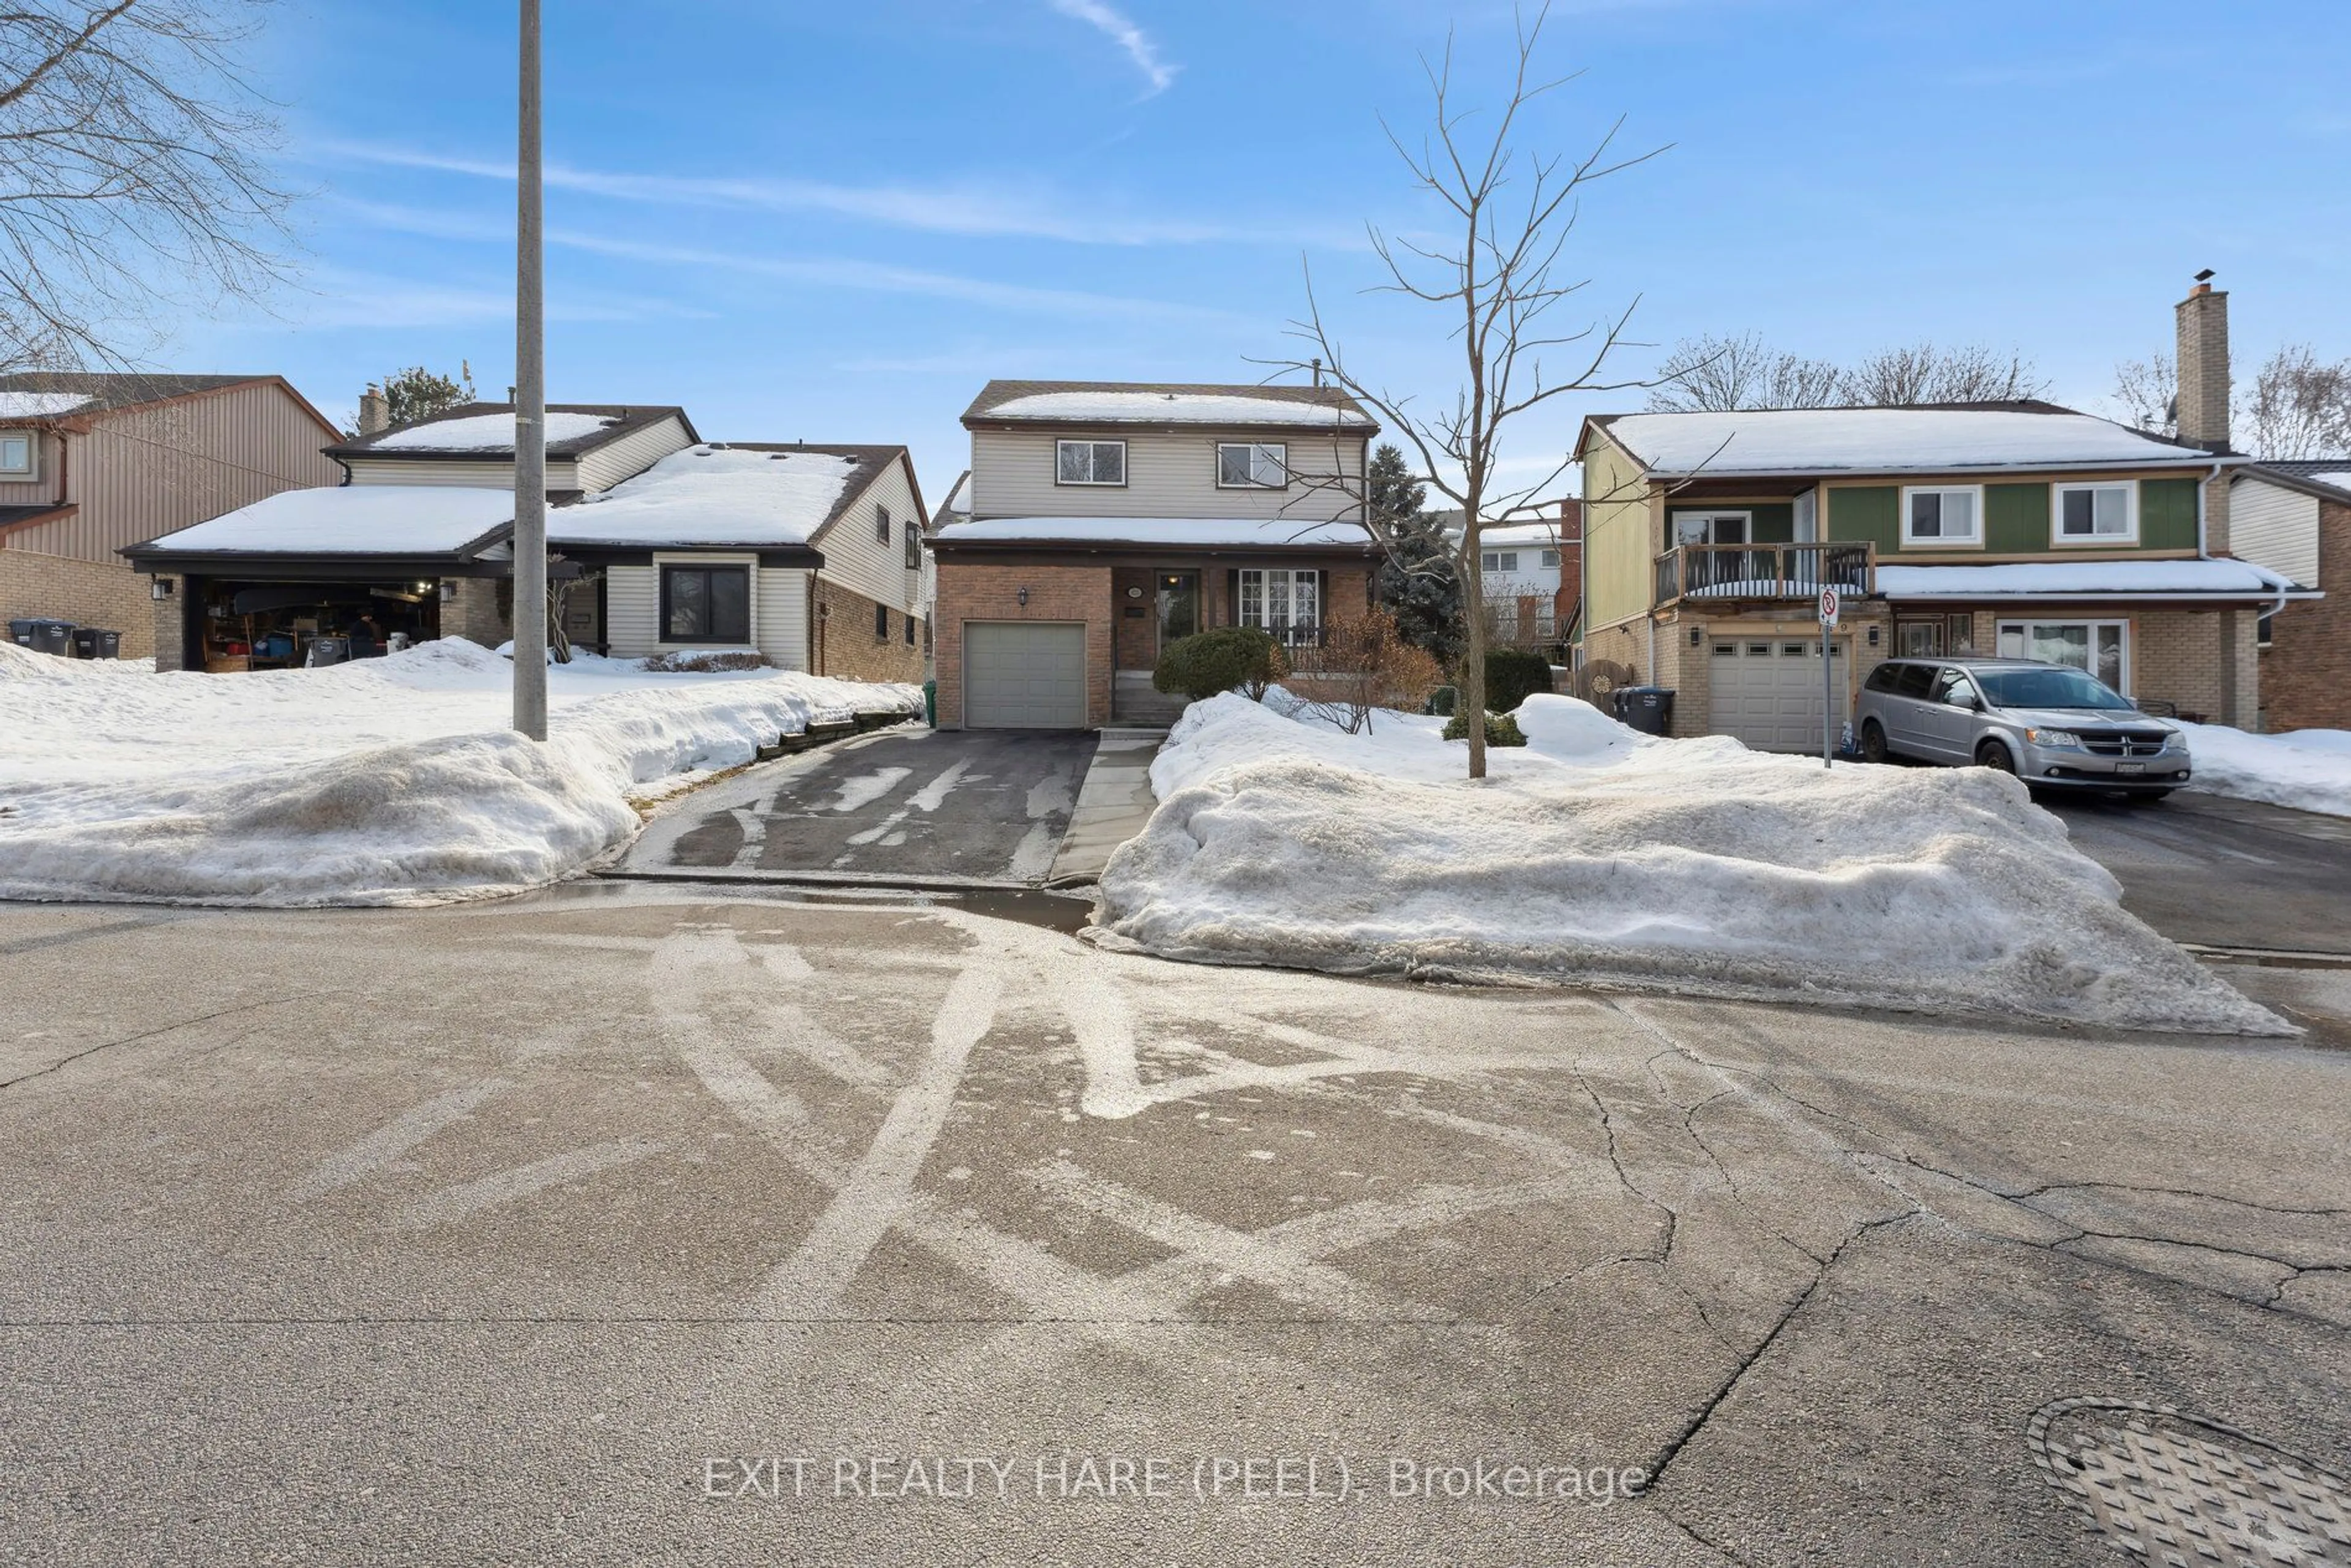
[923,678,937,727]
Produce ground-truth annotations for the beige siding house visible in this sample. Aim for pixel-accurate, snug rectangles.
[931,380,1381,729]
[1,373,342,658]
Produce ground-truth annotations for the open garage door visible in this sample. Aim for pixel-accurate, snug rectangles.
[964,621,1087,729]
[1708,636,1849,752]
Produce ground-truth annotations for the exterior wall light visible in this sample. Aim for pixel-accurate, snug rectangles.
[1017,586,1030,607]
[1689,625,1701,647]
[151,577,174,601]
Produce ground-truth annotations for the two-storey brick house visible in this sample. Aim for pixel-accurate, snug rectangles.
[928,380,1382,729]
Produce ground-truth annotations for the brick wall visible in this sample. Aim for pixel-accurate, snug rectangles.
[814,579,926,685]
[2130,608,2251,726]
[932,563,1113,728]
[448,578,511,649]
[2260,498,2350,733]
[0,548,156,659]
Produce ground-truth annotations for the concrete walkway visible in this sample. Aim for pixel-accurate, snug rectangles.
[1046,726,1166,885]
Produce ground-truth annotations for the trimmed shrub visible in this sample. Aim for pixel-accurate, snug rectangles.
[1483,647,1555,714]
[1442,710,1527,748]
[642,649,771,672]
[1153,626,1283,702]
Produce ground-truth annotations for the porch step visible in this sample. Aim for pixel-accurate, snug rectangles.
[1111,670,1189,726]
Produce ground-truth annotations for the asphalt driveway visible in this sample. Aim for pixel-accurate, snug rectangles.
[2041,789,2351,956]
[626,729,1099,885]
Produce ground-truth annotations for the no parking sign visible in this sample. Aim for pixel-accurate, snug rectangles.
[1818,585,1840,627]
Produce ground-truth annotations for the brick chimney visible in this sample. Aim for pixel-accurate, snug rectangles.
[358,383,391,436]
[2174,272,2230,452]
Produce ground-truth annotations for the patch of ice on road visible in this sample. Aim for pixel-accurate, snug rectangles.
[1096,692,2287,1035]
[830,766,913,814]
[2176,722,2351,819]
[909,760,974,813]
[1027,767,1076,819]
[0,639,920,907]
[1007,819,1062,882]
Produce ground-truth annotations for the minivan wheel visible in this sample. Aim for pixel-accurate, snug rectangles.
[1976,740,2017,775]
[1859,719,1889,764]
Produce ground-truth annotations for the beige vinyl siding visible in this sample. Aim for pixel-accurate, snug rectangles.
[755,566,812,670]
[604,563,658,653]
[18,381,342,564]
[1578,432,1653,632]
[343,455,585,492]
[0,430,69,507]
[969,427,1367,521]
[2232,477,2321,587]
[574,415,694,493]
[602,555,811,666]
[814,454,925,615]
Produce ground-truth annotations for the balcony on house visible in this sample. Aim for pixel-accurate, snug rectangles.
[1653,541,1875,607]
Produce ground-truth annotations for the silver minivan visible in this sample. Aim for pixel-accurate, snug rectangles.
[1854,658,2192,798]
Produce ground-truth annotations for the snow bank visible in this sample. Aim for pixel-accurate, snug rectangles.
[2177,722,2351,819]
[1098,692,2284,1035]
[0,640,918,907]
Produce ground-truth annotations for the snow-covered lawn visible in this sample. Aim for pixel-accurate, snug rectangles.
[0,639,918,907]
[1093,692,2285,1035]
[2177,722,2351,819]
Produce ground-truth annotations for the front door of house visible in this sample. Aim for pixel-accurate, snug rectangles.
[1157,571,1199,650]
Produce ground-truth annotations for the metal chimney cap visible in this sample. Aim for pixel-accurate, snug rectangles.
[2194,268,2217,283]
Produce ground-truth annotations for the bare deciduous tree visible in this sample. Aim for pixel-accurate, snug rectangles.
[1645,331,1842,412]
[0,1,294,369]
[1649,334,2047,411]
[2242,345,2351,460]
[1274,4,1659,778]
[2110,351,2175,436]
[2109,343,2351,458]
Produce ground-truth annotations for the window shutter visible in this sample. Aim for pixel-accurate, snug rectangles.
[1226,568,1239,628]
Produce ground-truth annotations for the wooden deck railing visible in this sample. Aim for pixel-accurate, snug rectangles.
[1653,542,1874,606]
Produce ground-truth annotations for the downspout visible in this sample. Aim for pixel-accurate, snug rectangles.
[2198,459,2223,557]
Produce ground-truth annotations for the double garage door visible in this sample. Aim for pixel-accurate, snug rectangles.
[1709,637,1850,753]
[963,621,1087,729]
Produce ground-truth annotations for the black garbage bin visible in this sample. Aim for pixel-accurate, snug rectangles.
[9,617,75,656]
[307,635,351,667]
[1613,685,1675,735]
[69,628,121,659]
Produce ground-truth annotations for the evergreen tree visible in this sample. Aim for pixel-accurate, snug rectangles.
[382,361,477,426]
[1368,446,1463,669]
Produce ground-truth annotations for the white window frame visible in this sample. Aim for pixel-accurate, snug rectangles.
[1480,550,1521,573]
[0,430,36,481]
[1237,568,1321,639]
[1215,441,1288,489]
[1672,511,1752,547]
[2050,481,2139,547]
[1902,484,1984,547]
[1539,548,1560,568]
[1054,438,1127,487]
[1995,618,2132,696]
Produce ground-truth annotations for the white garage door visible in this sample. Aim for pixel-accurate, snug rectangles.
[964,621,1087,729]
[1708,637,1850,752]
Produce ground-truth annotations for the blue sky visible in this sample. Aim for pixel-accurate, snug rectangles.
[195,0,2351,505]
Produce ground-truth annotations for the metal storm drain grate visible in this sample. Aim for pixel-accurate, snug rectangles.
[2028,1398,2351,1567]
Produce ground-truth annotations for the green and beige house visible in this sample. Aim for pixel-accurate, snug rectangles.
[1576,406,2317,751]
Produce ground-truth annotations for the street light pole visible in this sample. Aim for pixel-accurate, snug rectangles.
[512,0,548,739]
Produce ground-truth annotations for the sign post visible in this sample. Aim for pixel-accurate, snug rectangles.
[1818,585,1840,769]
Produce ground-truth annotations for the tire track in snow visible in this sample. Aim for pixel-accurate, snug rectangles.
[290,1078,514,1200]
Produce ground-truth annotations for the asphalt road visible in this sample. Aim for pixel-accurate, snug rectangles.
[628,729,1099,885]
[2042,789,2351,956]
[2,885,2346,1566]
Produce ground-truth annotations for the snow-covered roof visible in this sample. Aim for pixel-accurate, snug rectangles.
[1592,407,2221,476]
[2314,471,2351,494]
[1479,522,1563,550]
[1877,559,2301,599]
[370,411,617,451]
[0,391,94,418]
[550,445,871,548]
[964,380,1374,430]
[130,486,514,555]
[933,516,1374,549]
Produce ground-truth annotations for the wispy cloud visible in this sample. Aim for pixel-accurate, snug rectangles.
[1045,0,1177,98]
[280,268,707,329]
[314,140,1348,248]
